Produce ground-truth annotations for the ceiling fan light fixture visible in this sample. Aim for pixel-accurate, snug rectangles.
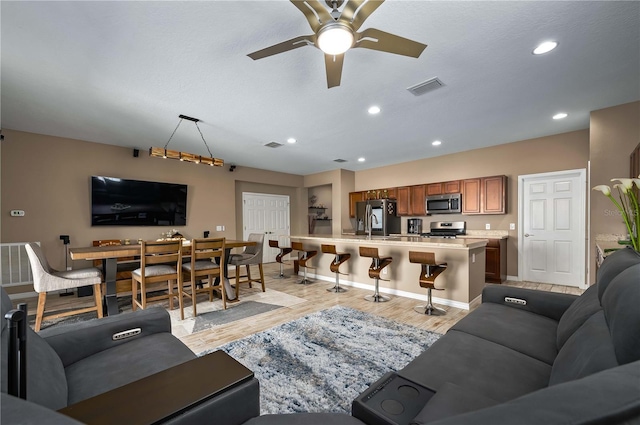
[317,23,354,55]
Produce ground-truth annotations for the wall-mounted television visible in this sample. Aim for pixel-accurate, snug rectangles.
[91,176,187,226]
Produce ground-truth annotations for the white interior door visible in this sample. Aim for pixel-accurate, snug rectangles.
[242,193,290,263]
[519,169,586,287]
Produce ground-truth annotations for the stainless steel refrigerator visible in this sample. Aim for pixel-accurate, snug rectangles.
[355,199,401,236]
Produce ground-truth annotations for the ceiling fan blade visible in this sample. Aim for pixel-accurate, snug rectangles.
[343,0,385,31]
[354,28,427,58]
[291,0,334,32]
[248,35,316,60]
[325,53,344,88]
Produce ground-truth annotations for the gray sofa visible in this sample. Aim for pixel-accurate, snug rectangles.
[0,288,259,425]
[352,246,640,424]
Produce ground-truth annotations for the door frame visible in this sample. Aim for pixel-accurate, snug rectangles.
[517,168,587,288]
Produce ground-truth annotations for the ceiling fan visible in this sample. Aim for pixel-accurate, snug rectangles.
[247,0,427,88]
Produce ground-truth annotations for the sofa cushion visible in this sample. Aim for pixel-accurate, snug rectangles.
[399,330,551,403]
[556,284,601,349]
[425,360,640,425]
[450,302,559,364]
[244,413,366,425]
[1,290,68,410]
[601,264,640,365]
[596,247,640,302]
[1,393,84,425]
[549,311,618,386]
[65,332,194,405]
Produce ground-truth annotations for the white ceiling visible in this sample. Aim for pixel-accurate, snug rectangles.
[2,1,639,175]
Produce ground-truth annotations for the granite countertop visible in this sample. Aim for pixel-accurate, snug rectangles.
[294,234,487,250]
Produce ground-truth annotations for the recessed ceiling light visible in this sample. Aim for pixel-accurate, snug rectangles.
[432,140,442,146]
[287,137,297,144]
[533,41,558,55]
[552,112,568,120]
[358,157,366,162]
[368,106,381,115]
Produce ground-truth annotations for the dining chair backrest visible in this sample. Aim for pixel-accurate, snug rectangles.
[243,233,264,259]
[190,238,225,270]
[24,243,53,292]
[139,240,182,270]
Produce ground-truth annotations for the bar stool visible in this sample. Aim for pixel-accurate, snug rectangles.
[269,240,293,279]
[359,247,392,302]
[291,241,317,285]
[321,244,351,293]
[409,251,448,315]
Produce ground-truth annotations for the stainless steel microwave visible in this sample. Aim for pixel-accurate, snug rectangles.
[426,193,462,215]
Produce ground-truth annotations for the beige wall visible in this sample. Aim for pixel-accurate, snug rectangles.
[355,130,591,277]
[2,102,637,284]
[1,129,304,270]
[589,101,640,279]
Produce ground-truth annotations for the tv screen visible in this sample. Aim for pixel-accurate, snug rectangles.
[91,176,187,226]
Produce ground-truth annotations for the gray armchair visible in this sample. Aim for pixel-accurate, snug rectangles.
[0,287,259,425]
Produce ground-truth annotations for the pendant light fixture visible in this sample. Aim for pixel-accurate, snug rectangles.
[149,114,224,167]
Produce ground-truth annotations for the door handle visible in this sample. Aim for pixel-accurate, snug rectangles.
[524,233,534,237]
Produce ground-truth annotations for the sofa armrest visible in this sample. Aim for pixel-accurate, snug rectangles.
[58,350,259,425]
[481,284,578,321]
[411,382,499,424]
[40,307,171,367]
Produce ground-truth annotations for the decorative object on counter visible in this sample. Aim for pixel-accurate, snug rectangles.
[321,244,351,293]
[409,251,448,315]
[359,246,392,302]
[149,114,224,167]
[593,175,640,251]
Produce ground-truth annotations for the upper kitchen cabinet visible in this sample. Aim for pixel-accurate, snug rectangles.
[410,185,427,216]
[349,191,366,218]
[462,175,507,214]
[443,180,461,194]
[427,180,461,196]
[396,187,410,216]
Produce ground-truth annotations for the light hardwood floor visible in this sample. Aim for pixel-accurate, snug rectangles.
[15,262,584,354]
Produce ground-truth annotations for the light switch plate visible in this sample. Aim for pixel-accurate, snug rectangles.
[485,223,491,230]
[510,223,516,230]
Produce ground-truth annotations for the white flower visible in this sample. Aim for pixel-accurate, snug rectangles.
[592,185,611,196]
[611,178,634,190]
[613,183,629,194]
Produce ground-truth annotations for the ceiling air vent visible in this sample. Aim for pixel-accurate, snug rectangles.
[333,159,348,163]
[264,141,283,148]
[407,77,444,96]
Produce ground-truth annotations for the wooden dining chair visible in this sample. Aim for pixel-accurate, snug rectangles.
[131,240,182,313]
[180,238,226,319]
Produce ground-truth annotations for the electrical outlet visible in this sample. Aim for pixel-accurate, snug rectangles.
[10,210,25,217]
[472,253,476,263]
[485,223,491,230]
[216,225,225,231]
[510,223,516,230]
[382,267,388,275]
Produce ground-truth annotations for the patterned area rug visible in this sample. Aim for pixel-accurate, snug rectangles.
[203,306,441,414]
[32,288,306,337]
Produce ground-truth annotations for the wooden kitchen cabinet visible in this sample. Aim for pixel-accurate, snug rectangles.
[485,238,507,283]
[443,180,461,194]
[426,183,443,196]
[396,187,410,216]
[349,191,365,218]
[462,175,507,214]
[410,185,427,216]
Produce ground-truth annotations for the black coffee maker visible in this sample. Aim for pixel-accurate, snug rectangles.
[407,218,422,234]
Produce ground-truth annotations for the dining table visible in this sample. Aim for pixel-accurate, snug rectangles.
[69,239,256,316]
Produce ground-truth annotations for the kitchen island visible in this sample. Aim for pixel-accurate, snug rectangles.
[290,235,487,310]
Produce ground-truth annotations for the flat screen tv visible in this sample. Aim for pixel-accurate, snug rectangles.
[91,176,187,226]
